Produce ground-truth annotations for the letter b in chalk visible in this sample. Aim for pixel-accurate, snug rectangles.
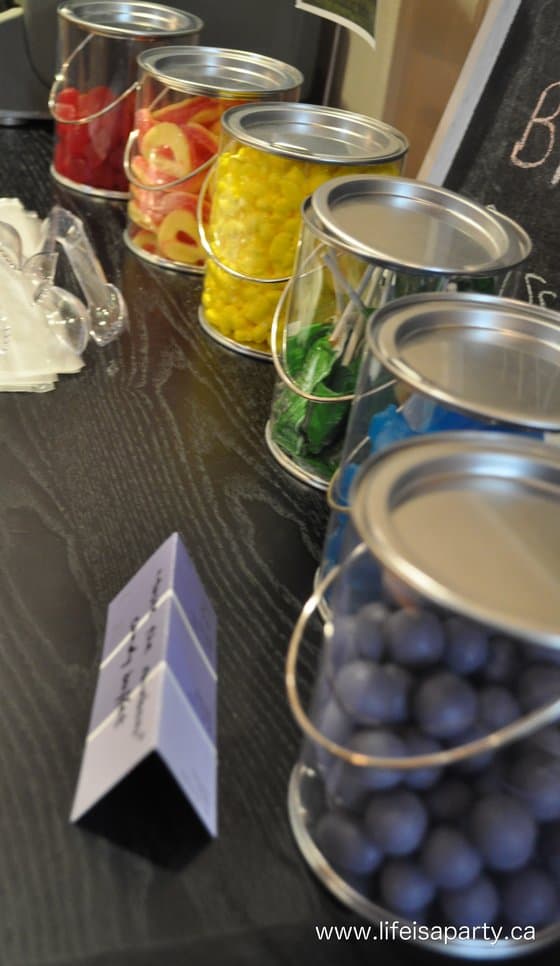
[511,81,560,182]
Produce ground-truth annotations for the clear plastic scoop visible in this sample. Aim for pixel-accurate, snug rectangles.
[48,206,128,346]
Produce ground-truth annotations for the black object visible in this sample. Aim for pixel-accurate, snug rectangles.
[0,2,55,123]
[446,0,560,312]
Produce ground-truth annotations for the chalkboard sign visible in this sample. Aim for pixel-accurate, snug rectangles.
[445,0,560,309]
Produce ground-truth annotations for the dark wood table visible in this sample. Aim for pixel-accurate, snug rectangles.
[0,124,554,966]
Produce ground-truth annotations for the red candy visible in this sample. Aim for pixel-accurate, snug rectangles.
[127,94,243,265]
[54,85,135,193]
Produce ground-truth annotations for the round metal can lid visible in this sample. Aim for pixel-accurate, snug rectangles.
[58,1,202,38]
[221,103,408,164]
[351,432,560,647]
[368,291,560,431]
[311,175,531,274]
[138,46,303,96]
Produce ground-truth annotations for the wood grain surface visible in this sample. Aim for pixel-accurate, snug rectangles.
[0,125,554,966]
[0,123,353,966]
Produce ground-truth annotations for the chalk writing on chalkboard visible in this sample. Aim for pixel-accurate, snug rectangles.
[523,273,557,309]
[445,0,560,310]
[510,82,560,184]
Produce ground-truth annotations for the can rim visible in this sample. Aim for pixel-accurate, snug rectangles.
[350,431,560,647]
[221,102,409,164]
[366,290,560,431]
[309,175,532,274]
[57,1,203,38]
[137,46,304,96]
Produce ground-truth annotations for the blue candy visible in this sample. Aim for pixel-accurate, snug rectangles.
[353,602,388,661]
[444,617,488,675]
[404,733,443,790]
[501,867,558,929]
[421,826,481,890]
[334,660,411,725]
[380,860,436,916]
[364,789,428,856]
[470,794,536,871]
[314,811,382,875]
[441,876,500,928]
[479,686,520,731]
[484,637,518,684]
[386,609,445,667]
[414,671,477,739]
[509,753,560,821]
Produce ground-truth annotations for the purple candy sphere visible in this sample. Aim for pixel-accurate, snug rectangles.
[414,672,477,739]
[386,609,445,667]
[314,811,382,875]
[470,794,536,871]
[501,867,558,929]
[444,617,488,675]
[421,826,481,890]
[484,637,518,684]
[441,876,500,928]
[334,660,411,725]
[364,789,428,856]
[380,860,436,916]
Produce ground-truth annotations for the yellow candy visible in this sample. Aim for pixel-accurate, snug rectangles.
[201,139,403,348]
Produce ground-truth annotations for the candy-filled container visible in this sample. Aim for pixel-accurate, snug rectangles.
[124,46,302,272]
[199,104,408,358]
[49,1,202,198]
[267,176,531,489]
[319,291,560,614]
[287,433,560,956]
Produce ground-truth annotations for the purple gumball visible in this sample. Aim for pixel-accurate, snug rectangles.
[470,794,536,871]
[479,686,520,732]
[380,860,436,917]
[509,753,560,822]
[386,609,445,667]
[364,789,428,856]
[421,826,481,890]
[414,672,477,739]
[404,732,443,790]
[314,810,382,876]
[441,876,500,928]
[484,637,518,684]
[501,867,558,929]
[444,617,488,675]
[333,660,411,726]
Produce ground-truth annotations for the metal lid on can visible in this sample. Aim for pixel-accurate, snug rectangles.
[310,175,531,274]
[368,292,560,431]
[351,433,560,646]
[221,103,408,164]
[58,1,203,38]
[137,46,303,96]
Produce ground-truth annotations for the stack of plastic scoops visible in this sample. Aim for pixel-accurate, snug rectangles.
[0,199,127,392]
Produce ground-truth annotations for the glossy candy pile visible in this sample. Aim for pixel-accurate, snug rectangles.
[54,86,135,193]
[308,581,560,933]
[128,95,243,267]
[201,147,399,351]
[202,260,285,348]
